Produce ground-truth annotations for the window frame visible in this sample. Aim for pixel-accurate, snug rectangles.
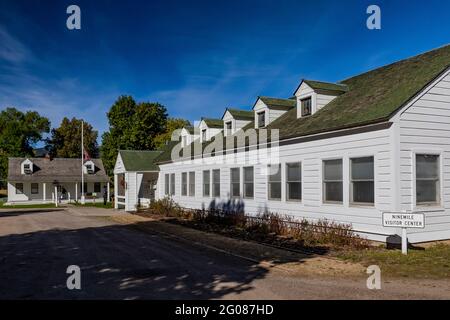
[165,174,170,195]
[31,183,39,195]
[212,169,220,197]
[201,129,207,141]
[16,183,24,195]
[243,166,254,199]
[349,156,375,206]
[322,158,343,204]
[94,182,101,193]
[286,162,302,202]
[268,164,282,201]
[189,171,195,197]
[301,97,312,117]
[203,170,211,197]
[181,172,188,196]
[230,168,241,198]
[225,121,233,136]
[170,173,175,196]
[257,111,266,128]
[414,152,442,207]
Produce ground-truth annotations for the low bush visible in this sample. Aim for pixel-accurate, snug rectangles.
[143,198,369,249]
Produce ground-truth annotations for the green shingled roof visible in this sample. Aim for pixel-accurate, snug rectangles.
[301,80,349,93]
[155,44,450,164]
[118,150,162,171]
[258,97,296,110]
[270,44,450,140]
[202,118,223,128]
[224,108,254,120]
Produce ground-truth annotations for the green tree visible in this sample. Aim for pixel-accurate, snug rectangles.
[154,118,191,149]
[0,107,50,181]
[100,96,171,176]
[47,117,99,158]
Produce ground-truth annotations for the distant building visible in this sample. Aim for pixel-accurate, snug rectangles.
[6,157,110,204]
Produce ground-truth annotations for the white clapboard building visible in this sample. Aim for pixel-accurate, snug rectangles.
[117,44,450,243]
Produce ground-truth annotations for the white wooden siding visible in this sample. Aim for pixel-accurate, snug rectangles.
[398,70,450,242]
[157,126,395,242]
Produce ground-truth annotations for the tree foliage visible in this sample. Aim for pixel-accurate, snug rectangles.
[47,117,99,158]
[154,117,191,150]
[101,96,180,176]
[0,107,50,180]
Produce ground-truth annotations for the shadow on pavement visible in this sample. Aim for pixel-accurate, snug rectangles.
[0,218,324,300]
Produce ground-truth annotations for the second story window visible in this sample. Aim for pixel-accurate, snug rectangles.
[202,129,207,141]
[225,122,232,136]
[301,97,312,117]
[257,112,266,128]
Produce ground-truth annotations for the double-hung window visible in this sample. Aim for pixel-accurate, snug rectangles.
[323,159,343,203]
[181,172,187,196]
[203,170,210,197]
[225,122,232,136]
[230,168,240,198]
[350,157,374,205]
[243,167,254,199]
[165,174,170,195]
[31,183,39,195]
[16,183,24,194]
[286,162,301,201]
[212,169,220,197]
[189,172,195,196]
[301,97,312,116]
[170,173,175,196]
[268,164,281,200]
[416,154,440,205]
[257,112,266,128]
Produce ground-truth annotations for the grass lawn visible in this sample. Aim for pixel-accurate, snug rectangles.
[73,202,113,209]
[0,202,57,209]
[336,244,450,279]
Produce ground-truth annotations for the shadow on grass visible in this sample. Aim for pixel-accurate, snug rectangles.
[0,216,324,299]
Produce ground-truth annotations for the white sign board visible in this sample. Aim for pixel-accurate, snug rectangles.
[382,212,425,229]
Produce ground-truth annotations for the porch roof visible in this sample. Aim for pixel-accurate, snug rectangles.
[118,150,162,172]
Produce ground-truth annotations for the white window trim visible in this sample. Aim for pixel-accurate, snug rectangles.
[412,149,444,210]
[321,157,344,206]
[285,161,302,203]
[230,167,241,198]
[243,166,254,199]
[267,163,282,201]
[349,155,376,207]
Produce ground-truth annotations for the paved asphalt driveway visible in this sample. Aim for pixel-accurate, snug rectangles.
[0,207,449,300]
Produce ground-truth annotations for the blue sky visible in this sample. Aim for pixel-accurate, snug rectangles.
[1,0,449,142]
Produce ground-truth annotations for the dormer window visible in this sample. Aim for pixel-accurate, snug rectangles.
[202,129,207,141]
[23,164,32,174]
[225,121,232,136]
[21,159,34,175]
[257,111,266,128]
[84,161,95,174]
[301,97,312,117]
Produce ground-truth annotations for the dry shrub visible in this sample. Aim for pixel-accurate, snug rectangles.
[146,199,369,249]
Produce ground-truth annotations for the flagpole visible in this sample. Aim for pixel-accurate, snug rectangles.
[81,120,85,204]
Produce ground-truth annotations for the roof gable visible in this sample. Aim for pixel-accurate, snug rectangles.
[255,96,296,110]
[221,108,253,120]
